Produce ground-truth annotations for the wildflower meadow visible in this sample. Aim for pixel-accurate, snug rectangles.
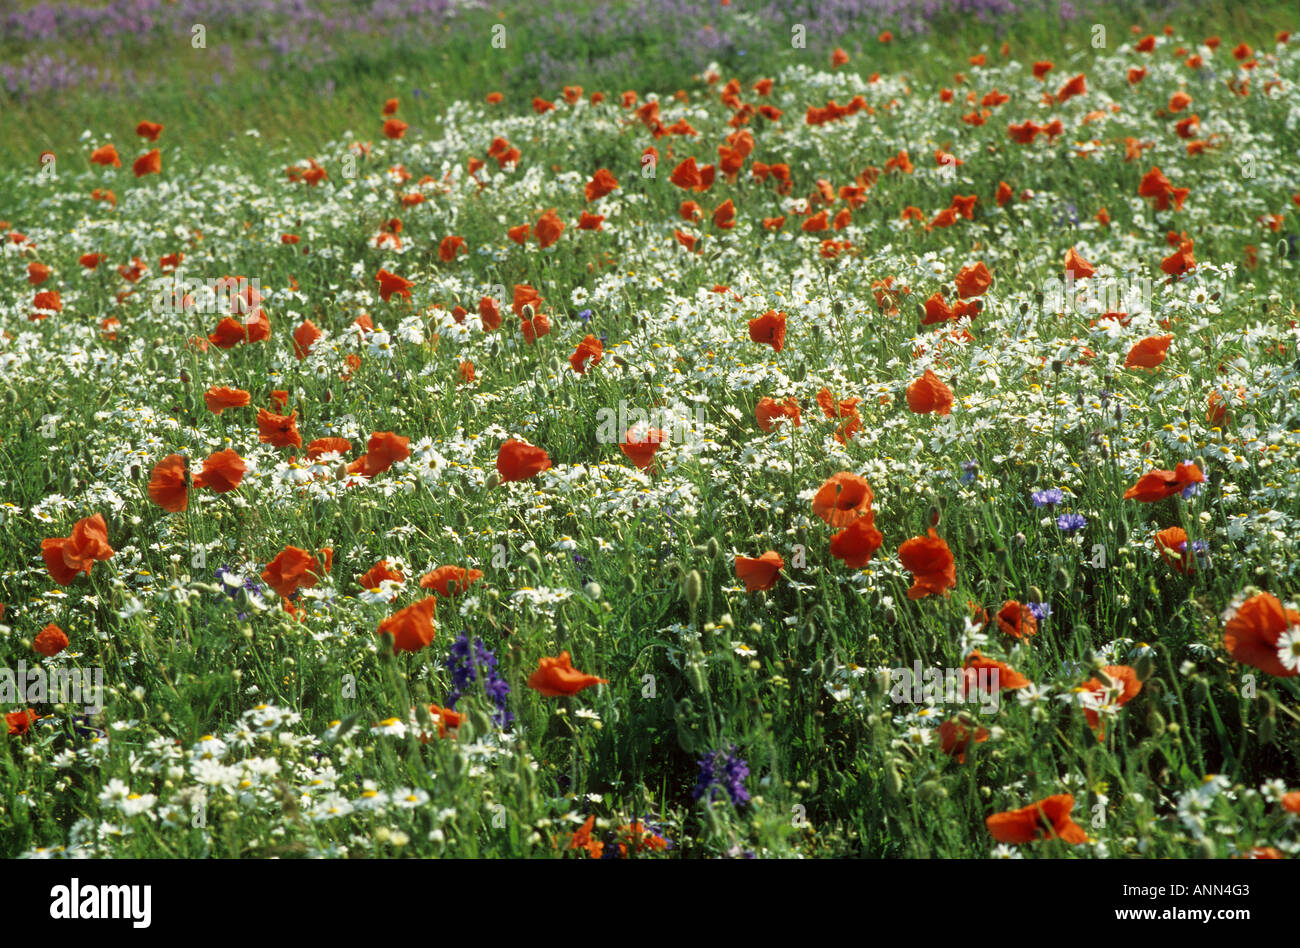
[3,0,1300,881]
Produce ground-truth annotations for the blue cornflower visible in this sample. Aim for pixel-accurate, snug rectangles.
[693,745,750,808]
[960,460,978,484]
[1027,601,1052,622]
[1056,513,1088,533]
[577,308,593,323]
[1031,488,1064,507]
[445,634,514,728]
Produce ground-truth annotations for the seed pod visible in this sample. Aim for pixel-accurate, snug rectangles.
[1145,707,1165,737]
[705,537,720,559]
[884,760,904,799]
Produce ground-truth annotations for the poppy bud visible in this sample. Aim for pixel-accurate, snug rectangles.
[468,707,493,738]
[1134,653,1155,682]
[1259,714,1276,746]
[1051,359,1063,374]
[583,581,602,600]
[706,537,720,559]
[1013,531,1026,547]
[523,551,542,574]
[884,760,904,799]
[484,471,501,491]
[1028,585,1043,603]
[1115,522,1127,547]
[684,570,702,608]
[918,780,947,804]
[179,368,190,384]
[832,300,844,316]
[1055,566,1071,590]
[1145,707,1165,736]
[324,388,333,403]
[1193,677,1211,703]
[521,303,535,321]
[1197,838,1217,859]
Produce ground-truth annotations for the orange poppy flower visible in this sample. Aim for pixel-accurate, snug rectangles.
[712,199,736,229]
[33,622,70,658]
[41,514,115,585]
[90,143,121,167]
[1137,166,1189,211]
[1161,239,1196,276]
[439,235,467,262]
[1154,526,1196,573]
[306,437,352,460]
[496,439,552,482]
[191,449,246,492]
[898,529,956,599]
[1056,73,1087,102]
[962,651,1031,694]
[1123,461,1204,501]
[382,97,399,115]
[812,472,874,527]
[133,149,161,177]
[458,361,476,384]
[535,209,565,248]
[620,427,665,469]
[674,228,699,253]
[382,119,408,139]
[993,600,1038,639]
[422,704,465,740]
[507,223,531,244]
[528,651,607,697]
[257,408,302,449]
[419,565,484,597]
[378,596,437,653]
[1063,247,1096,280]
[669,157,704,190]
[987,794,1087,844]
[148,454,189,512]
[486,91,503,104]
[292,319,322,360]
[585,168,619,201]
[831,47,849,68]
[262,546,323,599]
[136,120,163,141]
[747,310,786,352]
[735,551,783,592]
[954,261,992,298]
[79,253,105,269]
[570,335,603,374]
[26,261,51,286]
[347,431,411,478]
[577,211,604,231]
[358,559,406,590]
[906,369,954,415]
[938,718,989,763]
[520,309,551,343]
[5,709,38,736]
[1223,592,1300,678]
[755,396,801,432]
[375,268,414,302]
[1078,665,1142,738]
[1125,334,1172,369]
[829,512,884,568]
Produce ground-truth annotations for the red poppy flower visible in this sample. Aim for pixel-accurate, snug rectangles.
[898,529,956,599]
[378,596,437,653]
[962,651,1031,694]
[347,431,411,478]
[986,794,1088,844]
[1223,592,1300,678]
[136,120,163,141]
[262,546,323,599]
[41,514,114,585]
[620,428,665,469]
[292,319,322,360]
[133,149,161,177]
[735,551,783,592]
[535,208,565,248]
[5,709,38,736]
[257,408,302,449]
[829,512,884,568]
[527,651,607,696]
[90,144,121,167]
[938,718,989,763]
[585,168,619,202]
[33,623,70,658]
[993,600,1037,639]
[374,268,413,303]
[1077,665,1142,738]
[496,440,552,482]
[906,369,955,415]
[148,454,189,513]
[755,397,801,432]
[748,310,786,352]
[812,472,874,527]
[306,437,352,460]
[1063,247,1096,280]
[419,565,484,597]
[570,334,603,374]
[954,261,992,298]
[1123,462,1203,501]
[192,449,246,493]
[1125,334,1172,369]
